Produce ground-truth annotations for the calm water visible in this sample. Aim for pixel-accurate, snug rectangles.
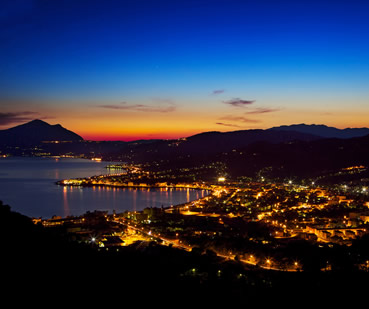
[0,157,208,218]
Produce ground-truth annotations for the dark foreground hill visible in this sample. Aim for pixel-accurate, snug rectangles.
[0,119,83,146]
[2,200,369,304]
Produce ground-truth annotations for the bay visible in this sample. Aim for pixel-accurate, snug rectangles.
[0,157,208,218]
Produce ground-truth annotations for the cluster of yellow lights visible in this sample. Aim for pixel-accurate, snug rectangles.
[343,165,366,170]
[62,179,82,185]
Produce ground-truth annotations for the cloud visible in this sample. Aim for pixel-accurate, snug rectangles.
[211,89,225,95]
[215,122,242,128]
[244,108,280,114]
[97,101,176,113]
[219,115,261,123]
[223,98,255,107]
[0,111,40,126]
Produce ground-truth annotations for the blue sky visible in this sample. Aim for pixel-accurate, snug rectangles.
[1,0,369,140]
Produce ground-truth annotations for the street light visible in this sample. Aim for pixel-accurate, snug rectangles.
[266,259,271,269]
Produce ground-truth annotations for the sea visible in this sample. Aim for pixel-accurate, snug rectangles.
[0,157,208,219]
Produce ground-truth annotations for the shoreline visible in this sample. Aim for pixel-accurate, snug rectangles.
[55,180,214,214]
[56,180,212,191]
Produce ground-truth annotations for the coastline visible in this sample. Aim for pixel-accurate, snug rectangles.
[56,180,213,212]
[56,180,212,191]
[1,157,210,218]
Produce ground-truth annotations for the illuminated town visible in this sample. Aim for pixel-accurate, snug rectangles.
[43,163,369,274]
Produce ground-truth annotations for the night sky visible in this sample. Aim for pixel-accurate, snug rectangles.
[1,0,369,140]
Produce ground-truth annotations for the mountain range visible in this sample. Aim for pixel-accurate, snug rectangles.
[0,119,83,146]
[2,120,369,147]
[270,124,369,139]
[2,120,369,182]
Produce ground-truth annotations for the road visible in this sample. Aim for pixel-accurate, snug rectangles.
[110,218,298,272]
[111,218,192,251]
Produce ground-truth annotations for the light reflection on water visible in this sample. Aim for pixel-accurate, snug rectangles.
[0,157,209,218]
[61,186,206,218]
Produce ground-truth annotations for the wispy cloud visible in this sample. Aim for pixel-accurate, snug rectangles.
[244,107,280,114]
[97,101,176,113]
[215,122,242,128]
[0,111,40,126]
[219,115,261,123]
[223,98,255,107]
[211,89,225,95]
